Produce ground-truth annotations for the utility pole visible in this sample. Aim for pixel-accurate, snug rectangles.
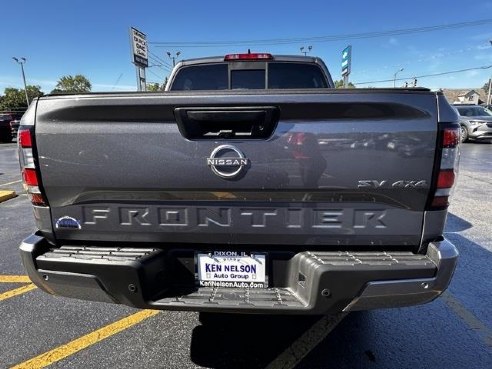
[12,57,30,106]
[487,78,492,106]
[488,40,492,105]
[167,51,181,67]
[300,46,312,56]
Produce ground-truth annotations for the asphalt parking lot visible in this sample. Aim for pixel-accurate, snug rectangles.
[0,140,491,369]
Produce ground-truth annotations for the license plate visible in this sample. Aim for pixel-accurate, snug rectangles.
[197,252,266,289]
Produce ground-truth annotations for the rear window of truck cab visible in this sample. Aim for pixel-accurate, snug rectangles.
[170,62,328,90]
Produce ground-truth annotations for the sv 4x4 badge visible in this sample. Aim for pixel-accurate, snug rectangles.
[358,180,428,188]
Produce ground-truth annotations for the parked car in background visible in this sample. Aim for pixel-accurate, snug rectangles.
[0,111,24,142]
[453,104,492,143]
[10,120,21,138]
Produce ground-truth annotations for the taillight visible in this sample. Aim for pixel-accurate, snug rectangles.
[22,168,38,186]
[224,53,273,61]
[19,129,32,147]
[429,127,460,209]
[18,126,47,206]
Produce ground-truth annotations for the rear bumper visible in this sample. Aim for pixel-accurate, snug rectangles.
[20,234,458,314]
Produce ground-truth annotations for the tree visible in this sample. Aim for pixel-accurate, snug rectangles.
[146,83,162,92]
[51,75,92,94]
[334,80,356,88]
[0,85,44,111]
[483,80,491,96]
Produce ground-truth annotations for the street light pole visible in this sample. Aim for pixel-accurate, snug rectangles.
[12,57,30,106]
[166,51,181,67]
[300,46,312,56]
[393,68,404,88]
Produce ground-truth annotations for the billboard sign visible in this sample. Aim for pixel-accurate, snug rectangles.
[130,27,148,67]
[341,45,352,77]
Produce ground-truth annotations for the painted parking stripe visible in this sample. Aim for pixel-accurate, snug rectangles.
[0,180,22,187]
[0,284,37,302]
[11,309,160,369]
[265,313,347,369]
[0,275,32,283]
[442,292,492,347]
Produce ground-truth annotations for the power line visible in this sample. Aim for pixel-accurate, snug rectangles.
[149,51,173,68]
[354,65,492,85]
[148,55,172,72]
[147,69,166,82]
[111,73,123,91]
[150,19,492,47]
[148,56,171,70]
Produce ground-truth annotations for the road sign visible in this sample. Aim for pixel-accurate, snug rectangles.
[130,27,148,68]
[341,45,352,77]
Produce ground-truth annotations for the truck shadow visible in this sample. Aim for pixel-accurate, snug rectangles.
[445,213,473,233]
[190,313,322,368]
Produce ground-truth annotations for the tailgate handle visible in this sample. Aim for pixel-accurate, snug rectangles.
[174,106,279,139]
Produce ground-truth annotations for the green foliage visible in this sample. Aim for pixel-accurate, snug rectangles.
[51,75,92,94]
[334,80,356,88]
[146,83,162,92]
[0,85,44,110]
[483,80,491,96]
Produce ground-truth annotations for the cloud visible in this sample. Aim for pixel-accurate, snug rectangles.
[470,32,492,41]
[388,37,399,46]
[382,37,399,48]
[476,44,491,50]
[426,61,443,72]
[473,54,492,62]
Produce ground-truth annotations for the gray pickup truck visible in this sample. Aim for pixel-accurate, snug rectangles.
[18,53,460,314]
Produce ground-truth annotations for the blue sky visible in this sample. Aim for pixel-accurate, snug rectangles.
[2,0,492,92]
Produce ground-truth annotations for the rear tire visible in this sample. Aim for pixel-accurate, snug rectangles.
[460,125,468,143]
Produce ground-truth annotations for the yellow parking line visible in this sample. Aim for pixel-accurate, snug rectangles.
[12,309,160,369]
[0,284,37,302]
[0,275,32,283]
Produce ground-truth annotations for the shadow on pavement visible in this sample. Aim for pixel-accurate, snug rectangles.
[444,233,491,326]
[445,213,473,233]
[464,140,492,145]
[190,313,322,368]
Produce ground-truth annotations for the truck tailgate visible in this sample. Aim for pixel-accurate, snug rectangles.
[34,90,439,247]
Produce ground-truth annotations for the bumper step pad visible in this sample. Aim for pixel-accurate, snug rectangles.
[306,251,435,268]
[155,287,304,308]
[37,245,158,263]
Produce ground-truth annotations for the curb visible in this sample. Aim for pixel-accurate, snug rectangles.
[0,190,17,203]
